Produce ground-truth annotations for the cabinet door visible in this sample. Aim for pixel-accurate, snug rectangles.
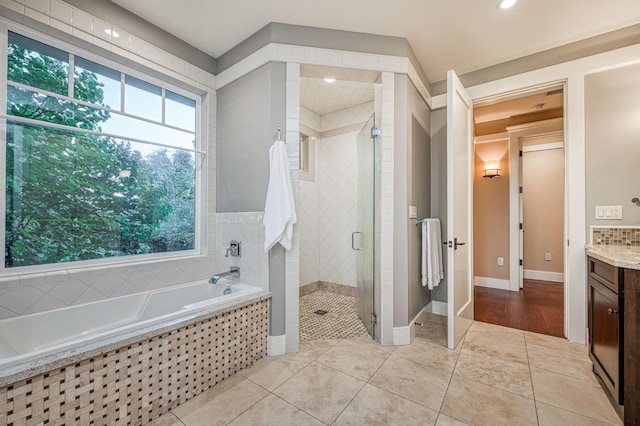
[590,277,621,401]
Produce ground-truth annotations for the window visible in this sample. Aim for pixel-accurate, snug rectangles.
[4,31,200,269]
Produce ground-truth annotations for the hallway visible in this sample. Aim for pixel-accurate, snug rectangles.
[474,280,564,337]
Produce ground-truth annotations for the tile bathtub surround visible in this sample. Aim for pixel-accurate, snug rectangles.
[153,320,619,426]
[591,226,640,246]
[216,212,269,292]
[0,299,269,426]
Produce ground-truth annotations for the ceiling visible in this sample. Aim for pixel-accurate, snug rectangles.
[473,87,564,136]
[300,66,376,115]
[110,0,640,83]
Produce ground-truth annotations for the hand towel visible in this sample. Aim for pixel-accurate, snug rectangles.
[422,218,444,289]
[263,139,297,252]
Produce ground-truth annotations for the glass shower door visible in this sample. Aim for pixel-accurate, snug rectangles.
[355,114,377,339]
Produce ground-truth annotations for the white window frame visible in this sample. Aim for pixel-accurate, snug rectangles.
[0,20,206,276]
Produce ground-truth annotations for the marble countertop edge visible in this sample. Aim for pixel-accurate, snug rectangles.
[585,245,640,270]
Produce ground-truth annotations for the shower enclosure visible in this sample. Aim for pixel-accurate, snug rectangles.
[354,113,378,339]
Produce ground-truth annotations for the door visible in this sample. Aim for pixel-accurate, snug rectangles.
[355,113,377,339]
[446,70,474,349]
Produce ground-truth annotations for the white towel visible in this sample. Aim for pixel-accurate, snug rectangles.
[422,218,444,289]
[263,139,297,252]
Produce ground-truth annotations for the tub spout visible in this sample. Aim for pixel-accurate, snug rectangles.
[209,267,240,284]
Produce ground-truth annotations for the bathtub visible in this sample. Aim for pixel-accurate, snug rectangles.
[0,279,265,374]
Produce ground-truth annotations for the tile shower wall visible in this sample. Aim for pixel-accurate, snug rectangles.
[298,102,375,288]
[216,213,269,291]
[0,0,217,319]
[318,131,359,287]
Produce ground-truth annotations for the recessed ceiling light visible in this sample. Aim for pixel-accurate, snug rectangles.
[324,77,336,83]
[104,28,120,38]
[497,0,517,10]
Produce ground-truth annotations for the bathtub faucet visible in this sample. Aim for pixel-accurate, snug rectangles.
[209,267,240,284]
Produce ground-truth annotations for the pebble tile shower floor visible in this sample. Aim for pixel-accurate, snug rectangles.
[299,291,369,341]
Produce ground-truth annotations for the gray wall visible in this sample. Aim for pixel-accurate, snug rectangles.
[217,62,285,212]
[393,75,431,326]
[585,63,640,228]
[430,108,448,303]
[216,62,287,335]
[68,0,216,73]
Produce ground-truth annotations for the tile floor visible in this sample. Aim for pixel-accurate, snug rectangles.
[299,290,369,341]
[149,315,622,426]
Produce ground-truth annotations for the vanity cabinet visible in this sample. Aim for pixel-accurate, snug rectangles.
[624,268,640,424]
[588,256,624,404]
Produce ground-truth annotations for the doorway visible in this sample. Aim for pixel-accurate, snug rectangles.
[472,86,566,337]
[296,66,379,342]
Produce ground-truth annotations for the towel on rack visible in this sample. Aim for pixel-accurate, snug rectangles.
[422,218,444,289]
[263,139,297,252]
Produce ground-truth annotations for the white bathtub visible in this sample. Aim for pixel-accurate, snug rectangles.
[0,279,264,371]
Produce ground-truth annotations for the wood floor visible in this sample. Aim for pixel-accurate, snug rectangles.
[474,279,564,337]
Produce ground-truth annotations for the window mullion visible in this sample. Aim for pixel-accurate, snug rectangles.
[161,88,166,124]
[68,53,74,99]
[120,72,125,112]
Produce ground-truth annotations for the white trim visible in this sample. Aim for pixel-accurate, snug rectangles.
[431,300,448,316]
[524,270,564,283]
[267,335,286,356]
[214,42,432,108]
[474,276,511,290]
[522,142,564,152]
[393,325,411,346]
[474,132,509,144]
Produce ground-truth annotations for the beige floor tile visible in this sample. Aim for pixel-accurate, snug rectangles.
[468,321,525,342]
[347,335,396,353]
[334,384,438,426]
[530,367,622,425]
[441,376,538,426]
[146,412,184,426]
[369,354,451,411]
[436,414,471,426]
[172,375,268,426]
[415,322,448,347]
[240,353,312,391]
[454,348,533,398]
[316,339,390,380]
[273,361,365,424]
[228,394,323,426]
[524,331,587,355]
[536,401,620,426]
[462,331,528,365]
[393,336,459,373]
[526,342,597,383]
[298,339,340,359]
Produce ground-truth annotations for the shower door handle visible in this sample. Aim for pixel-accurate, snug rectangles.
[352,232,362,250]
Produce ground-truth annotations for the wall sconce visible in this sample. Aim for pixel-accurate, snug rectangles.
[483,161,501,178]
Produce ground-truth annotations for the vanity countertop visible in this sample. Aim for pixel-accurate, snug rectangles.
[585,244,640,270]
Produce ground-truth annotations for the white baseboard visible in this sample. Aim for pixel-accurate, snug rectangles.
[474,276,511,290]
[393,325,411,346]
[267,335,286,356]
[394,301,435,346]
[524,270,564,283]
[431,300,448,316]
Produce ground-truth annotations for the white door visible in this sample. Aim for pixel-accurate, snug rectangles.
[446,70,474,350]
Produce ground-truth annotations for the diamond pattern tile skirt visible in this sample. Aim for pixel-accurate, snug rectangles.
[299,290,369,340]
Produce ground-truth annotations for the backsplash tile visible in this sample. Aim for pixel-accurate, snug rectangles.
[590,226,640,246]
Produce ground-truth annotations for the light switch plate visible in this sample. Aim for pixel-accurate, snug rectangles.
[595,206,623,220]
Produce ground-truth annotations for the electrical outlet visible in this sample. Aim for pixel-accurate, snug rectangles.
[497,257,504,266]
[545,253,552,261]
